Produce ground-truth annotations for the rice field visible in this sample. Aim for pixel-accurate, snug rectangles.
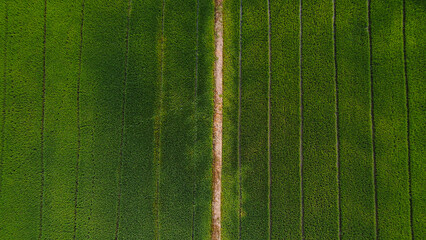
[0,0,424,239]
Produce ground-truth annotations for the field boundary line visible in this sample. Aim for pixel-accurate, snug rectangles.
[212,0,223,239]
[367,0,379,238]
[39,0,48,238]
[0,2,8,197]
[299,0,305,238]
[114,1,132,239]
[402,0,414,238]
[332,0,342,238]
[154,1,166,239]
[72,0,85,238]
[238,0,243,238]
[73,0,85,237]
[192,0,199,238]
[267,0,272,238]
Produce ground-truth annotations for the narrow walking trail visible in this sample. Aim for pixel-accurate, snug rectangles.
[212,0,223,239]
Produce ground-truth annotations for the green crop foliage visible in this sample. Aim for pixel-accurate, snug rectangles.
[335,0,375,238]
[76,0,128,239]
[239,0,269,239]
[116,0,161,239]
[222,0,241,238]
[270,0,301,238]
[301,0,338,239]
[42,0,82,239]
[1,1,424,239]
[0,0,5,200]
[193,0,214,238]
[371,0,411,238]
[159,0,213,238]
[406,1,426,238]
[0,0,45,238]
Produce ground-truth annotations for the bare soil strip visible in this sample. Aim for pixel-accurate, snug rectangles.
[212,0,223,239]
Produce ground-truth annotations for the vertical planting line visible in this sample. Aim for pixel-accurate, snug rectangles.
[402,0,414,238]
[39,0,47,238]
[73,0,85,238]
[238,0,243,238]
[88,128,96,238]
[367,0,379,238]
[114,1,132,239]
[266,0,272,238]
[299,0,304,238]
[0,2,8,197]
[192,0,199,238]
[332,0,342,238]
[154,1,166,239]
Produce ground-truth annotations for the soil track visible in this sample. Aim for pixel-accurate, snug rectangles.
[212,0,223,239]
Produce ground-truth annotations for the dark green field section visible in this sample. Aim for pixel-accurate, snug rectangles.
[335,0,375,239]
[406,1,426,238]
[222,0,425,239]
[0,0,214,239]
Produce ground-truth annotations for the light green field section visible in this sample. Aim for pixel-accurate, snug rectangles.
[0,0,45,238]
[222,0,240,238]
[371,0,411,238]
[41,0,82,238]
[335,0,375,238]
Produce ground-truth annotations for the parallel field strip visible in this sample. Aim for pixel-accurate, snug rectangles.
[370,0,411,238]
[0,0,45,238]
[405,0,426,238]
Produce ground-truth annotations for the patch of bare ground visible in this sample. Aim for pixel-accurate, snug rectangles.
[212,0,223,239]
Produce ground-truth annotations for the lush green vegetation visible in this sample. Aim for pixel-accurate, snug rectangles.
[76,1,128,239]
[158,0,212,238]
[270,0,301,238]
[371,0,412,238]
[335,0,375,238]
[117,0,160,238]
[406,1,426,238]
[159,0,213,238]
[239,0,270,239]
[42,0,82,239]
[1,0,213,239]
[301,0,338,238]
[1,0,425,239]
[222,0,240,238]
[0,0,45,238]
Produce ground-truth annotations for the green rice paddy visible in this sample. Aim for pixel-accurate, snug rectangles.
[0,0,424,239]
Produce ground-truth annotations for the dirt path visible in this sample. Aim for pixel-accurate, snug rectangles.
[212,0,223,239]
